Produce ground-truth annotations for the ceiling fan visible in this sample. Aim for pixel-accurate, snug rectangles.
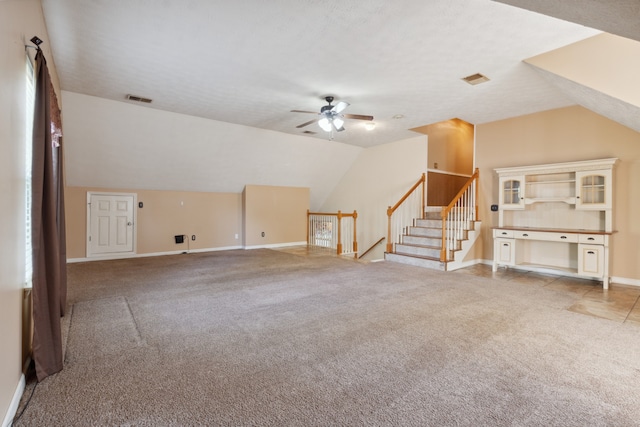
[291,96,374,133]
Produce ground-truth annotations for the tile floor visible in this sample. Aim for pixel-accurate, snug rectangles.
[275,246,640,326]
[453,263,640,326]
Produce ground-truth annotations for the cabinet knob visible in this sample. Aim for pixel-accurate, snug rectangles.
[587,251,595,254]
[560,236,567,239]
[588,237,595,241]
[503,244,509,247]
[501,232,507,235]
[522,233,528,237]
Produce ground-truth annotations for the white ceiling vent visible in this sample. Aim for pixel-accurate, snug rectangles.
[126,94,153,103]
[462,73,490,85]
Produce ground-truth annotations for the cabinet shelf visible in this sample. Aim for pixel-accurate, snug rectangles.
[516,262,578,275]
[525,197,576,205]
[526,179,576,185]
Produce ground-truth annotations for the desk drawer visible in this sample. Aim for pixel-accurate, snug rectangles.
[515,231,578,243]
[494,229,514,238]
[579,234,605,244]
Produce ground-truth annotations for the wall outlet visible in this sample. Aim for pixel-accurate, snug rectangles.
[261,231,265,237]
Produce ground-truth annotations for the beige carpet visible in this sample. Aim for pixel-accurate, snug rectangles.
[14,249,640,426]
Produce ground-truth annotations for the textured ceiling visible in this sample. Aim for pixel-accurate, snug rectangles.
[493,0,640,43]
[40,0,601,148]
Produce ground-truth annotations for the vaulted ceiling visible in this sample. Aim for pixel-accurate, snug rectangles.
[41,1,639,148]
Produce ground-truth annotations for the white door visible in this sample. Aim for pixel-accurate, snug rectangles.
[88,193,135,256]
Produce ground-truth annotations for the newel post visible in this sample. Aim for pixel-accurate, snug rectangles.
[474,168,479,221]
[337,210,343,255]
[421,172,426,219]
[386,206,393,253]
[352,210,358,258]
[306,209,310,246]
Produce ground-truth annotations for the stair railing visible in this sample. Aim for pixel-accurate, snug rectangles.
[440,168,479,262]
[386,173,426,253]
[358,236,385,260]
[307,210,358,258]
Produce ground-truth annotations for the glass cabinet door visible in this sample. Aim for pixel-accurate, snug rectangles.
[499,176,525,209]
[576,170,610,210]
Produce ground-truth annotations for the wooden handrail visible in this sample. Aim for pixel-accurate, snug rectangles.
[387,173,426,216]
[440,168,479,218]
[440,168,479,261]
[308,211,357,217]
[387,173,426,253]
[358,236,385,259]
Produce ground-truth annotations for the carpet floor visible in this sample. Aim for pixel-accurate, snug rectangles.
[14,249,640,426]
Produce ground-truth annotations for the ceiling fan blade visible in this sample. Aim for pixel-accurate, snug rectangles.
[343,113,374,121]
[332,101,350,113]
[291,109,319,114]
[334,123,346,132]
[296,119,318,129]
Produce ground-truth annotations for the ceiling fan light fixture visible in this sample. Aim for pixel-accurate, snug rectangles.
[364,122,376,131]
[333,117,344,129]
[318,117,332,132]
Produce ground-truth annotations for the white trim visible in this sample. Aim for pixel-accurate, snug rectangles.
[494,157,618,177]
[426,169,472,178]
[67,245,244,263]
[86,191,138,258]
[611,276,640,288]
[2,374,25,427]
[447,258,484,271]
[244,241,308,250]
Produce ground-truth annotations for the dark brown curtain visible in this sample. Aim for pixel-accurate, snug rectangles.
[31,49,67,381]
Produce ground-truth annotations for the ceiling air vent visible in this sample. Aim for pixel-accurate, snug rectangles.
[302,130,317,135]
[462,73,490,86]
[126,94,153,103]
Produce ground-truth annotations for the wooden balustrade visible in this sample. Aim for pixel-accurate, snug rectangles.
[440,168,479,261]
[386,174,426,253]
[307,210,358,258]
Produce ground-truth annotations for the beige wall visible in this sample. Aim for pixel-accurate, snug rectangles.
[412,118,474,174]
[320,136,428,260]
[243,185,309,247]
[476,105,640,281]
[0,0,60,421]
[66,187,242,259]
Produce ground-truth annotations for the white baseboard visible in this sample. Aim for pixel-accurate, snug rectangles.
[67,245,244,263]
[611,276,640,288]
[244,241,307,250]
[2,374,25,427]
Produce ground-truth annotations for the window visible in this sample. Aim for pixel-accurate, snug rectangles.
[25,54,35,288]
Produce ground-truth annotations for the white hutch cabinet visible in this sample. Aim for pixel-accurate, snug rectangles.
[492,158,618,288]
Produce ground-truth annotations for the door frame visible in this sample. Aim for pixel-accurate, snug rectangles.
[86,191,138,258]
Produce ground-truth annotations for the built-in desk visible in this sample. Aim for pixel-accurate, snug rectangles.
[492,227,614,288]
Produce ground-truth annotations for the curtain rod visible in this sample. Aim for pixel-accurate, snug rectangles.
[26,35,43,51]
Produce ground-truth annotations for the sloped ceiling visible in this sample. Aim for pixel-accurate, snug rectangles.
[40,0,600,148]
[492,0,640,43]
[494,1,640,134]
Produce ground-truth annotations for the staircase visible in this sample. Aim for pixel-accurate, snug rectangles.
[385,207,481,271]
